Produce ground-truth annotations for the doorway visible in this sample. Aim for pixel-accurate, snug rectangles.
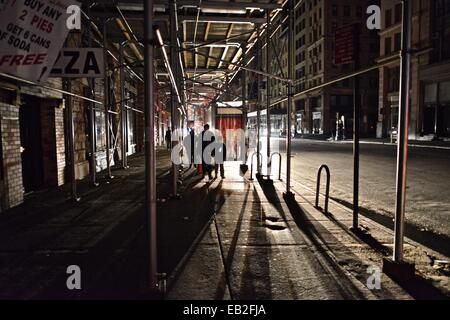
[19,95,44,193]
[423,104,436,135]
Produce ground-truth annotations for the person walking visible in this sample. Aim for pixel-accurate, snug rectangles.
[189,128,195,167]
[215,138,227,179]
[201,124,214,180]
[165,128,171,150]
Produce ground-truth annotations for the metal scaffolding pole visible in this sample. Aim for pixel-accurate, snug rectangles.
[103,20,113,179]
[352,26,361,231]
[393,0,412,263]
[284,0,294,197]
[144,0,158,292]
[256,26,261,175]
[266,13,271,175]
[64,79,80,202]
[170,0,179,197]
[87,5,99,187]
[120,41,129,169]
[242,45,248,163]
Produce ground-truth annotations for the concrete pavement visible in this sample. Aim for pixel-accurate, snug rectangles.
[0,149,207,299]
[166,161,441,300]
[265,137,450,243]
[0,148,448,300]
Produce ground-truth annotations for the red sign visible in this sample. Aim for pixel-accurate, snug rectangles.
[334,24,356,65]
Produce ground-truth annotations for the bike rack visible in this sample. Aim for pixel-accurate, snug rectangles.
[315,165,331,214]
[249,152,263,181]
[269,152,282,181]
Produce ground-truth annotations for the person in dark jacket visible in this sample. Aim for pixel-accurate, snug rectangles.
[165,128,171,150]
[201,124,214,180]
[214,139,227,179]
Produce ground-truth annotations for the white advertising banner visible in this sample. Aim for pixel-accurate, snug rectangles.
[0,0,79,82]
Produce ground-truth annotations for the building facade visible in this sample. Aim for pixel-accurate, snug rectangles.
[377,0,450,140]
[0,28,150,212]
[293,0,380,137]
[254,0,380,138]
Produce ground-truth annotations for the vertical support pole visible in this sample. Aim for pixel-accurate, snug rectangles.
[144,0,158,292]
[352,25,360,231]
[284,0,294,197]
[266,12,271,175]
[64,79,80,202]
[170,0,179,196]
[103,20,113,179]
[242,45,247,163]
[256,26,261,175]
[87,5,98,187]
[393,0,412,263]
[120,42,128,169]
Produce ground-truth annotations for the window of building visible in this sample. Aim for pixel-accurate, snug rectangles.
[388,67,400,92]
[356,6,363,18]
[332,5,338,17]
[385,37,392,55]
[343,6,351,17]
[394,3,402,24]
[394,33,401,52]
[440,81,450,102]
[385,9,392,28]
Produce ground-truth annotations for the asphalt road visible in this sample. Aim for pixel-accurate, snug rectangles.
[261,138,450,239]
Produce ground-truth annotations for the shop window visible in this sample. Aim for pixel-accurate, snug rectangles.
[424,83,438,103]
[95,111,106,151]
[440,81,450,102]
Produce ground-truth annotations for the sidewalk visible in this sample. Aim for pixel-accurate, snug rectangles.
[0,148,209,299]
[166,162,449,300]
[1,149,448,299]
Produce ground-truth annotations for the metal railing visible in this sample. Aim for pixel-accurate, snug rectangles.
[249,152,263,181]
[315,165,331,215]
[269,152,282,181]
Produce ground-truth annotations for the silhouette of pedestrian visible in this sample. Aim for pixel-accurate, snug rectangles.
[215,138,227,179]
[165,128,171,150]
[201,124,215,180]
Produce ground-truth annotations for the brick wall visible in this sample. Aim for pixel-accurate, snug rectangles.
[0,103,24,208]
[55,106,66,186]
[40,102,58,187]
[39,100,66,187]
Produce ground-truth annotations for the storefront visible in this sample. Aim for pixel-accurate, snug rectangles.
[423,81,450,138]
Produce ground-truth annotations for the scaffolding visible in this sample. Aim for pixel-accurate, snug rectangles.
[0,0,417,293]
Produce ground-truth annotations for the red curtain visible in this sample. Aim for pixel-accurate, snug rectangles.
[216,117,243,142]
